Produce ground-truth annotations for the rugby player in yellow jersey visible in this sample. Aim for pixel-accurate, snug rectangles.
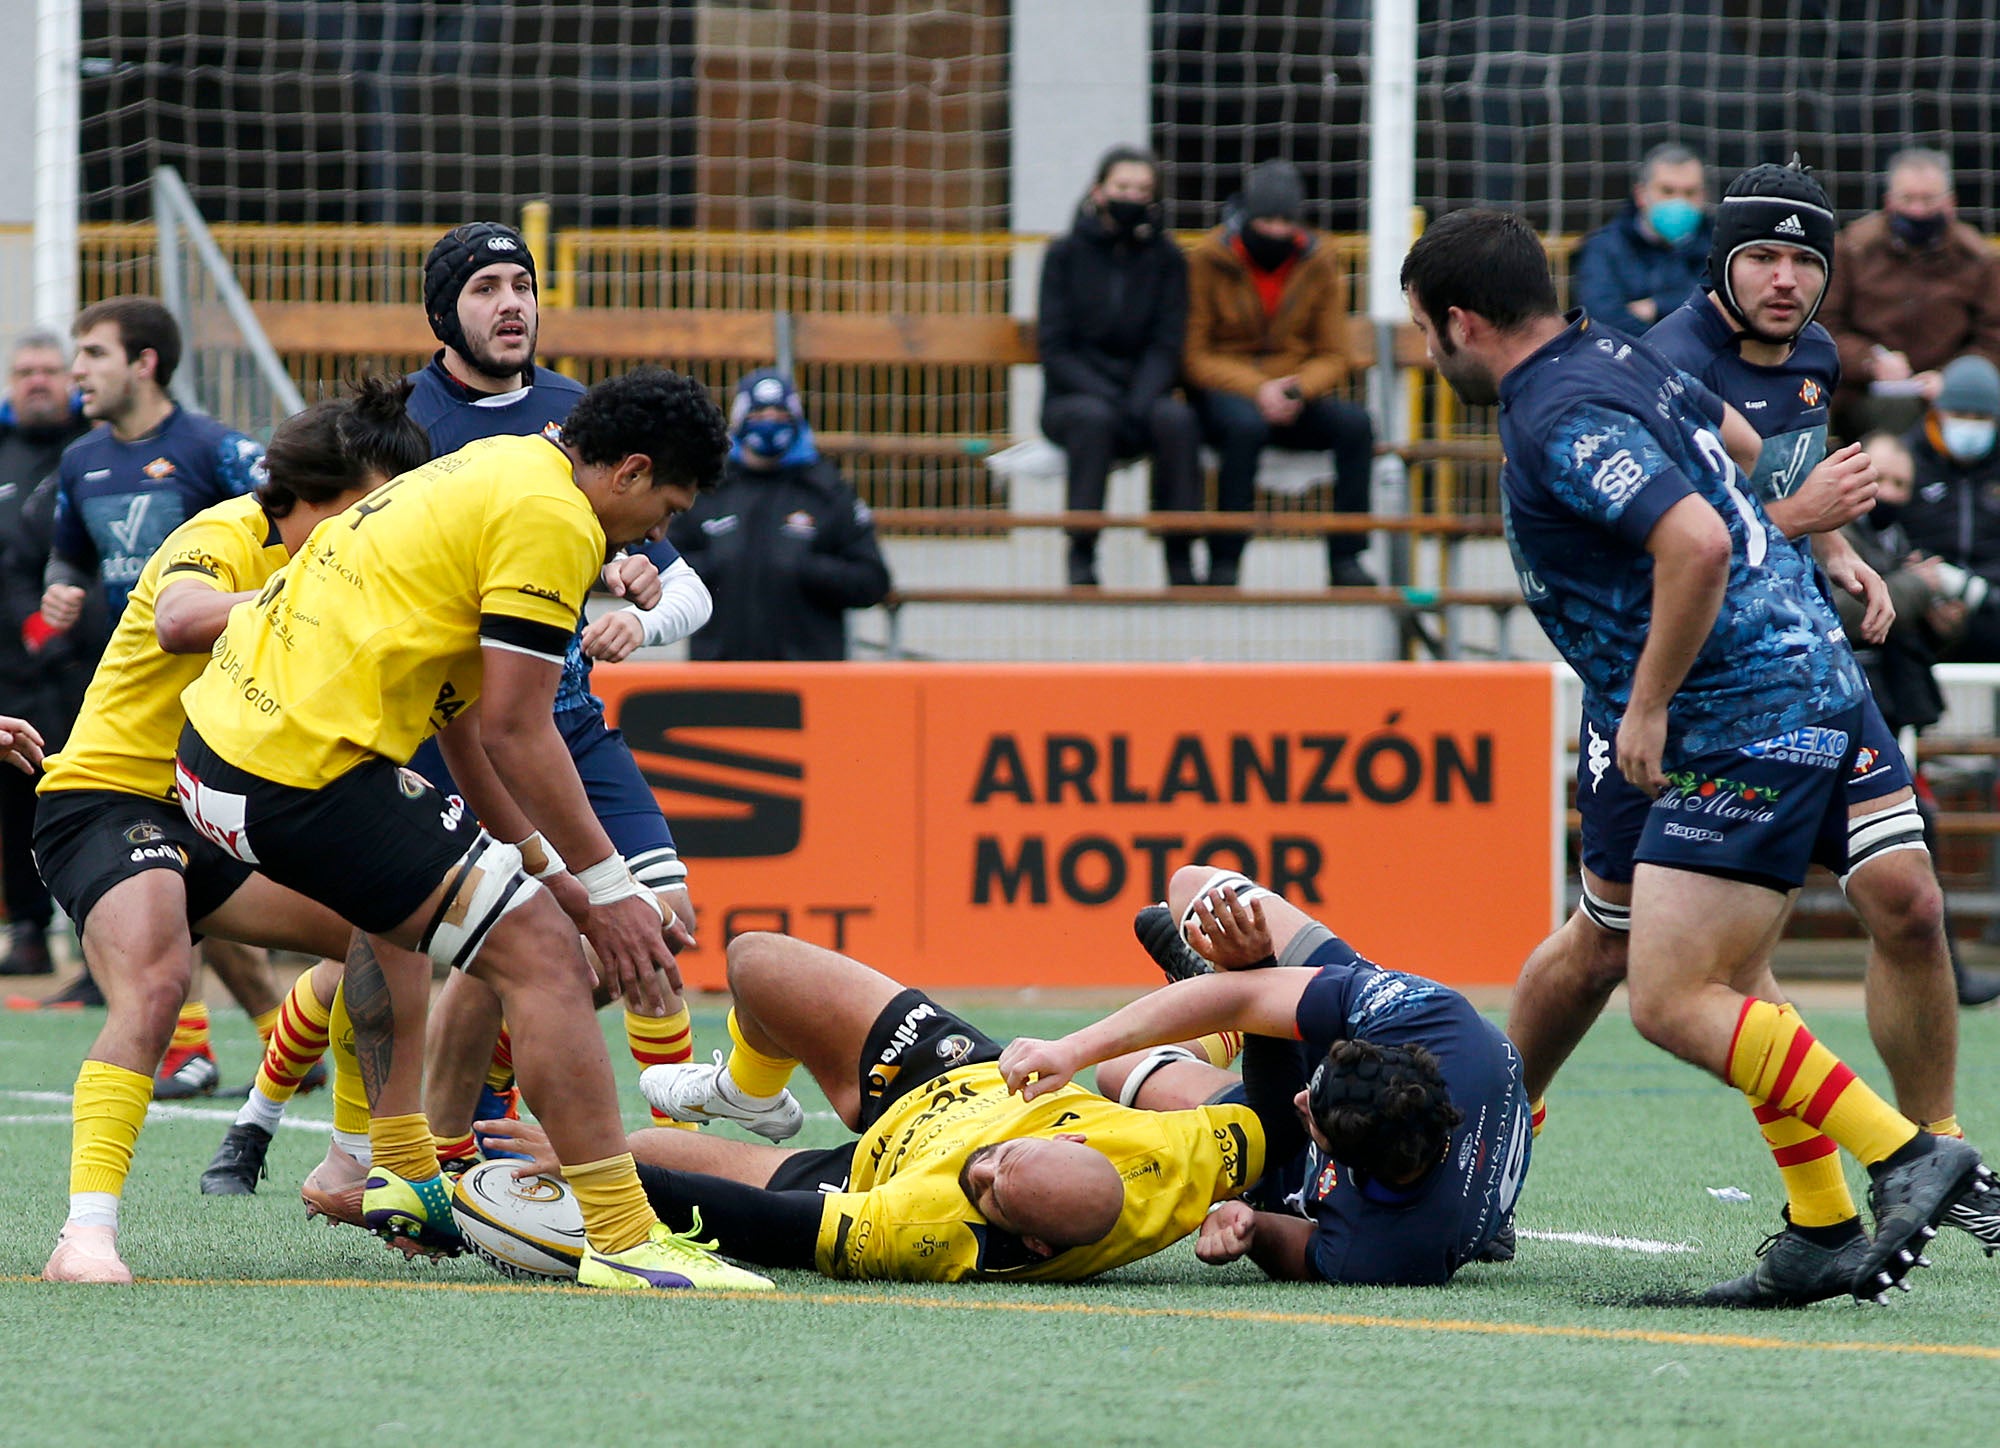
[481,931,1265,1282]
[33,380,436,1283]
[174,368,771,1291]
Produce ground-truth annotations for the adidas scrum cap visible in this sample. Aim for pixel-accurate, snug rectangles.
[1707,157,1835,341]
[423,221,538,362]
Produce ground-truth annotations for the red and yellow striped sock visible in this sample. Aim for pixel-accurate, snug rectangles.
[1530,1098,1548,1138]
[250,1005,280,1043]
[1191,1030,1244,1069]
[565,1152,655,1255]
[1926,1116,1963,1139]
[69,1060,153,1200]
[252,970,334,1105]
[1750,1103,1856,1228]
[434,1130,478,1169]
[725,1009,797,1099]
[169,1001,211,1058]
[485,1026,515,1093]
[627,1006,695,1127]
[1727,1000,1916,1167]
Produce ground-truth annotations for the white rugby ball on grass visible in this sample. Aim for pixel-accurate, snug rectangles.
[451,1158,586,1281]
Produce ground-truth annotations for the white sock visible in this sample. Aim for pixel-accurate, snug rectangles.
[233,1083,286,1133]
[66,1191,119,1231]
[331,1129,372,1166]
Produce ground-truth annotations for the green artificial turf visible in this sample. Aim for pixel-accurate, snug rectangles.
[0,997,1996,1447]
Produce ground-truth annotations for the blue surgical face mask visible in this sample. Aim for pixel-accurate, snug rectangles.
[1646,198,1703,245]
[738,418,797,460]
[1940,417,1997,462]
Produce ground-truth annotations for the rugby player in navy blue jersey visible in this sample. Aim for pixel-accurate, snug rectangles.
[36,297,282,1095]
[1506,163,1995,1304]
[1398,208,1994,1304]
[1000,866,1529,1286]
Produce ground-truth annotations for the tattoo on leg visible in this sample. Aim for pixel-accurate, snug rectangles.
[345,933,394,1108]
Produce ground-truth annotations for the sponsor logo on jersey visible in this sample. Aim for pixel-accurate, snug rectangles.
[107,494,154,555]
[516,583,564,603]
[1660,770,1781,823]
[1799,378,1823,408]
[84,468,110,482]
[1584,721,1611,792]
[128,843,187,866]
[123,820,166,845]
[1587,449,1649,508]
[700,515,741,537]
[143,457,176,479]
[1572,430,1611,465]
[1741,724,1849,768]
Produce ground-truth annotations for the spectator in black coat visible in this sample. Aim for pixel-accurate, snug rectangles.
[1038,146,1202,587]
[1894,354,2000,661]
[0,330,95,975]
[669,371,891,661]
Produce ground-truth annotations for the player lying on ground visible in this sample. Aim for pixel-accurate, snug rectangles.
[174,368,768,1291]
[32,380,441,1284]
[476,929,1265,1282]
[1002,865,1529,1286]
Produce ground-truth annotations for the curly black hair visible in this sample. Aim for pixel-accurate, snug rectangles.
[258,375,430,518]
[562,366,729,492]
[1307,1038,1465,1184]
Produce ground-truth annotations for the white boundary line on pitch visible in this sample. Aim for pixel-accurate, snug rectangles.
[1516,1228,1698,1255]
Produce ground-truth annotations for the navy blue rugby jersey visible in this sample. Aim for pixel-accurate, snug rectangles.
[1497,312,1862,766]
[49,407,264,617]
[1283,940,1530,1287]
[1647,293,1840,570]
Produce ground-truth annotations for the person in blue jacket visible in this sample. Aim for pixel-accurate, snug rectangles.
[1572,144,1712,336]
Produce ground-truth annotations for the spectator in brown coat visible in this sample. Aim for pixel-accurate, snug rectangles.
[1184,160,1375,588]
[1819,148,2000,439]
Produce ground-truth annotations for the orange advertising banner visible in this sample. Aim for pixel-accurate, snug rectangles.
[591,663,1562,991]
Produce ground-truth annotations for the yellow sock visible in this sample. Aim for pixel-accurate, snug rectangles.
[1751,1103,1856,1227]
[1727,1001,1916,1166]
[565,1152,656,1255]
[1530,1098,1547,1138]
[170,1002,211,1055]
[369,1112,439,1183]
[628,1006,695,1126]
[1191,1031,1243,1069]
[253,970,334,1104]
[250,1005,280,1043]
[726,1009,797,1099]
[70,1060,153,1200]
[328,985,371,1138]
[485,1026,515,1093]
[1926,1116,1963,1139]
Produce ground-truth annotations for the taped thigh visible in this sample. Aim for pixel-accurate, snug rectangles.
[417,831,541,971]
[1840,798,1928,888]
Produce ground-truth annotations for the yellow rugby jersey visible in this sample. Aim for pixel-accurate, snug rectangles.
[814,1063,1263,1283]
[181,435,603,787]
[41,493,287,802]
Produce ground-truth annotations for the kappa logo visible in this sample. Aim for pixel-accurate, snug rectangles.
[1774,213,1807,237]
[106,493,153,554]
[143,457,176,480]
[1584,722,1611,792]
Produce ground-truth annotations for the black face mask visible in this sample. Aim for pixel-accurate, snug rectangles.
[1102,198,1152,237]
[1240,226,1298,271]
[1889,211,1948,248]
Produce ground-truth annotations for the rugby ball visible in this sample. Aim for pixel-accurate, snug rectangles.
[450,1159,586,1281]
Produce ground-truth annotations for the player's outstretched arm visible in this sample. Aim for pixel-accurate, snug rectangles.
[1195,1204,1316,1281]
[1000,970,1311,1101]
[478,645,674,1010]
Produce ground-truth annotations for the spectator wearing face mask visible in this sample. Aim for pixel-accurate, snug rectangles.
[667,371,891,661]
[1892,355,2000,662]
[1571,143,1713,336]
[1819,148,2000,440]
[1184,159,1376,588]
[1038,146,1202,589]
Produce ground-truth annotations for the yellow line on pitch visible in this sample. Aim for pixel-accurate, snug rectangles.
[7,1274,1997,1362]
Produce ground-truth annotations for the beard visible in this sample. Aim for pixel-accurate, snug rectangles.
[461,320,536,383]
[1436,348,1499,407]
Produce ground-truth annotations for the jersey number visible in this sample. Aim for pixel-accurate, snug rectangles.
[1694,427,1765,568]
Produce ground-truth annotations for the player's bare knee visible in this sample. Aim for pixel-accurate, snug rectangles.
[1165,863,1234,918]
[1854,859,1946,957]
[1579,918,1632,995]
[1623,981,1692,1057]
[724,931,790,997]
